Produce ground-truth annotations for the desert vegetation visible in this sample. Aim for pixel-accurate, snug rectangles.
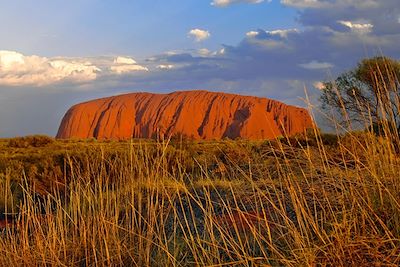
[0,57,399,266]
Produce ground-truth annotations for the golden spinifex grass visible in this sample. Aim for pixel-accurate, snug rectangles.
[0,129,399,266]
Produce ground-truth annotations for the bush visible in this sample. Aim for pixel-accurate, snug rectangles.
[8,135,54,148]
[278,129,339,148]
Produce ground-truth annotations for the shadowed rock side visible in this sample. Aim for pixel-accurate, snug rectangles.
[56,90,313,140]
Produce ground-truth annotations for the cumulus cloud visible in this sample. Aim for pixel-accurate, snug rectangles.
[246,29,299,38]
[0,50,100,86]
[267,29,299,38]
[110,56,148,74]
[114,56,137,65]
[243,29,299,49]
[282,0,398,35]
[211,0,266,7]
[198,48,211,56]
[299,60,334,70]
[188,29,211,42]
[157,64,174,70]
[246,31,259,38]
[0,51,152,86]
[246,29,299,40]
[110,65,149,74]
[338,20,373,34]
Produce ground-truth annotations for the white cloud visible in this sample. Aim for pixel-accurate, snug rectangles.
[114,56,137,65]
[166,51,179,56]
[246,31,259,38]
[188,29,211,42]
[198,48,211,56]
[246,37,288,50]
[246,29,299,41]
[157,64,174,70]
[110,56,148,74]
[299,60,334,70]
[214,48,226,55]
[267,29,299,38]
[338,20,374,34]
[0,50,25,69]
[211,0,266,7]
[0,50,100,86]
[110,65,148,74]
[0,51,152,85]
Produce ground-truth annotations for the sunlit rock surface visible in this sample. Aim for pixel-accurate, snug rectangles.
[57,90,313,140]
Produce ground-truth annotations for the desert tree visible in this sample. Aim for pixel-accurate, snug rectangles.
[320,56,400,135]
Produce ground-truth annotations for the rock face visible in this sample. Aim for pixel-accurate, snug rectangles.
[56,90,313,140]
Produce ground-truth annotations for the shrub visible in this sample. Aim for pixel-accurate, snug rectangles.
[7,135,54,148]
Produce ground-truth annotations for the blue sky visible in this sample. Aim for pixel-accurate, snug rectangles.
[0,0,400,136]
[0,0,297,57]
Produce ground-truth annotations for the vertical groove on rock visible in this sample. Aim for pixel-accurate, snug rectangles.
[197,95,219,137]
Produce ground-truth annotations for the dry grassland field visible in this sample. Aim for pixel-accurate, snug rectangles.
[0,129,399,266]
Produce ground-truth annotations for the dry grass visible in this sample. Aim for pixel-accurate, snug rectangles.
[0,129,398,266]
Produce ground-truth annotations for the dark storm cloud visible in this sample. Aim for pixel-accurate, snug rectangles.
[289,0,400,35]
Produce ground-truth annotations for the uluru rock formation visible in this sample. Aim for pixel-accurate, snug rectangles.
[56,90,313,140]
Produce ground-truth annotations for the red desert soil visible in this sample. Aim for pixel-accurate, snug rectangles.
[57,90,313,140]
[216,211,275,233]
[0,219,12,229]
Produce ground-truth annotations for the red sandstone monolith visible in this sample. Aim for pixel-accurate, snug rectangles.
[56,90,313,140]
